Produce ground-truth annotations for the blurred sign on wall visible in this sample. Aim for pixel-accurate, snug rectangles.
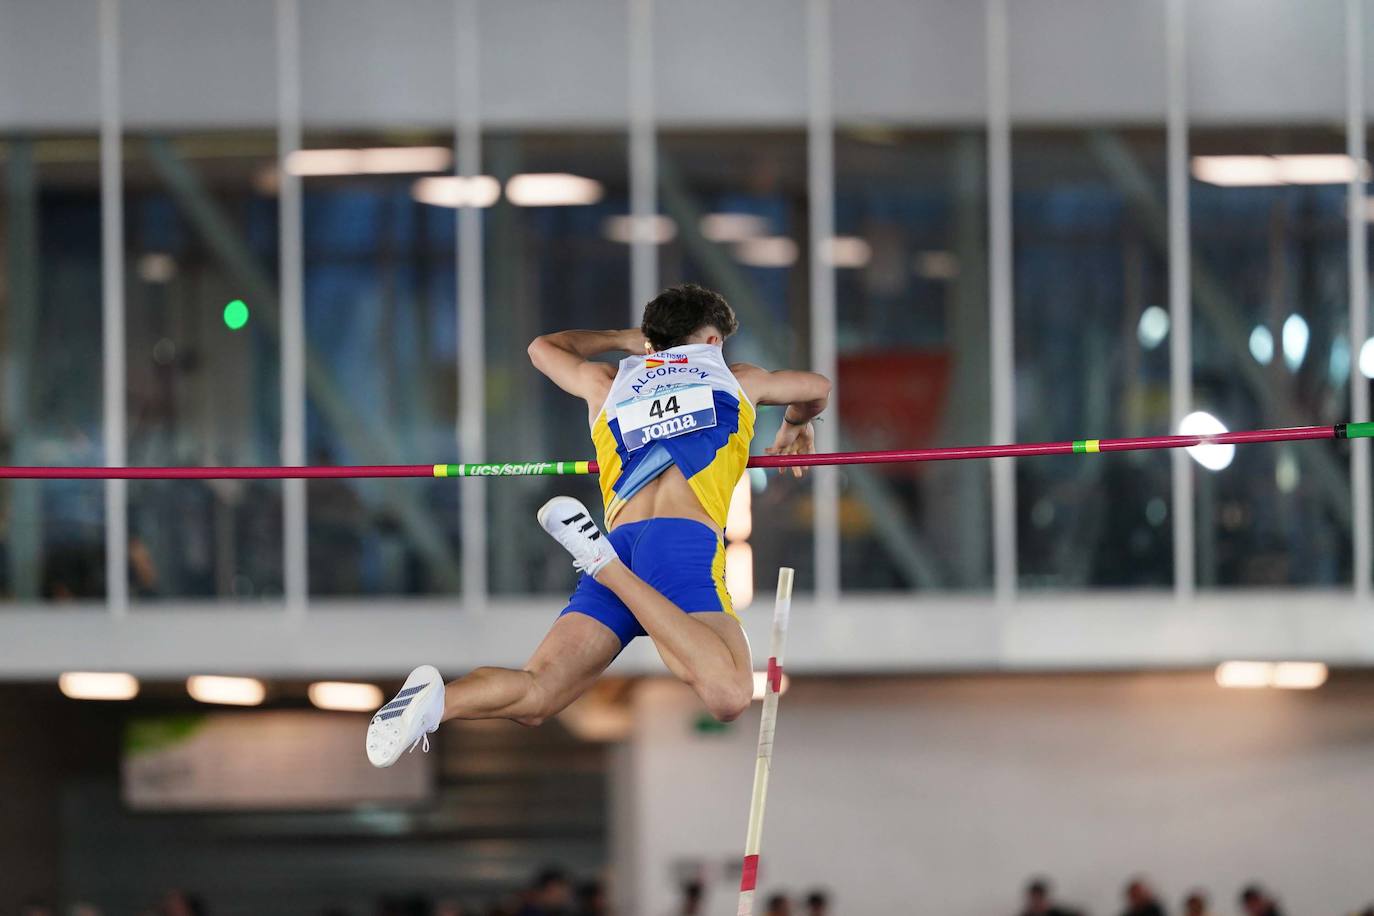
[837,350,951,461]
[121,711,433,810]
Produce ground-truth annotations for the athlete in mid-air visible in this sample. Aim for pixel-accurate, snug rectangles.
[366,283,831,766]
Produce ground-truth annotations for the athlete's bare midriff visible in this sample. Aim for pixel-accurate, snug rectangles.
[608,463,721,535]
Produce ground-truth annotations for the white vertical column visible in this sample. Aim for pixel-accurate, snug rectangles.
[986,0,1016,604]
[1348,0,1370,600]
[277,0,307,614]
[456,0,487,610]
[628,0,657,323]
[1166,0,1195,601]
[807,0,839,604]
[99,0,128,617]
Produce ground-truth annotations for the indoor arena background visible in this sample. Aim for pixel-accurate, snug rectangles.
[2,1,1374,915]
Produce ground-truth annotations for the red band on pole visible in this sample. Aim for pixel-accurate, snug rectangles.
[767,657,783,693]
[740,855,760,892]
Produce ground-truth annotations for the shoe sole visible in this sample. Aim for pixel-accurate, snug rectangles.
[366,664,441,769]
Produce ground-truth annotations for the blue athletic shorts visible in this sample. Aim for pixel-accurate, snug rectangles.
[559,517,736,647]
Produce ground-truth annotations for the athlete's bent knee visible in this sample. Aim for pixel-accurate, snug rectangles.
[703,674,752,723]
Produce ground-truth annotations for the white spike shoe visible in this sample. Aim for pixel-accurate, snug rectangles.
[366,664,445,768]
[537,496,615,578]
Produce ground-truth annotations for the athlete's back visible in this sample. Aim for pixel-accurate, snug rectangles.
[591,343,754,533]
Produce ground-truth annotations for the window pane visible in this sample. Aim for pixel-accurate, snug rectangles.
[121,0,282,601]
[484,133,630,597]
[0,134,106,601]
[1012,129,1173,588]
[1187,0,1349,586]
[1009,0,1172,589]
[1189,128,1351,586]
[0,1,105,603]
[835,129,993,591]
[301,0,462,597]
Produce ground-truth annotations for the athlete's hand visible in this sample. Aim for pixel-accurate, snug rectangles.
[765,420,815,479]
[620,328,649,354]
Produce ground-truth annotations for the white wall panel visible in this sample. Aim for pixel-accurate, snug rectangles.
[619,675,1374,915]
[0,0,1359,128]
[833,0,986,122]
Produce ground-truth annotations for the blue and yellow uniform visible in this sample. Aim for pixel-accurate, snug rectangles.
[561,344,755,645]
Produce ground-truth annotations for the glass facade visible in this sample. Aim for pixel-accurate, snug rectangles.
[0,0,1370,611]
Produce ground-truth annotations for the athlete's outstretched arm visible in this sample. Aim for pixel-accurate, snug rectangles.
[734,363,832,478]
[527,329,644,404]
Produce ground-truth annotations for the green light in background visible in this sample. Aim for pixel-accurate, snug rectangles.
[223,299,249,331]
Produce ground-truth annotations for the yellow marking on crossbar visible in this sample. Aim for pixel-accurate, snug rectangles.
[1084,439,1100,453]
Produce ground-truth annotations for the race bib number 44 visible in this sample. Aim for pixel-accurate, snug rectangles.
[617,384,717,451]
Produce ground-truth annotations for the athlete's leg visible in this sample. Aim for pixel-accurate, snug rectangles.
[594,561,753,722]
[441,613,622,727]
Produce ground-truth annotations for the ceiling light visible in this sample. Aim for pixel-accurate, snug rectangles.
[285,149,362,176]
[1359,337,1374,379]
[58,672,139,701]
[735,236,798,268]
[1274,451,1300,494]
[1329,336,1351,385]
[308,681,384,713]
[187,675,266,707]
[1270,661,1327,689]
[412,175,501,208]
[725,542,754,611]
[914,250,960,280]
[1192,154,1368,187]
[699,212,770,243]
[1249,325,1274,366]
[357,147,451,174]
[1276,155,1365,184]
[286,146,452,177]
[1192,156,1284,187]
[725,474,752,542]
[505,173,604,207]
[602,215,677,245]
[1215,660,1328,689]
[1137,305,1170,350]
[1215,661,1272,689]
[823,236,872,269]
[1178,411,1235,471]
[1281,313,1309,370]
[137,253,177,284]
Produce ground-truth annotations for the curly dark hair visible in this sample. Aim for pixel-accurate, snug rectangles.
[640,283,739,351]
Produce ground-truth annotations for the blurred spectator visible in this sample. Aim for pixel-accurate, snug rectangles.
[804,889,830,916]
[434,902,467,916]
[518,867,575,916]
[1020,878,1081,916]
[19,901,56,916]
[161,891,206,916]
[764,894,791,916]
[1239,885,1283,916]
[576,880,605,916]
[1182,890,1210,916]
[69,906,103,916]
[1122,879,1166,916]
[675,881,704,916]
